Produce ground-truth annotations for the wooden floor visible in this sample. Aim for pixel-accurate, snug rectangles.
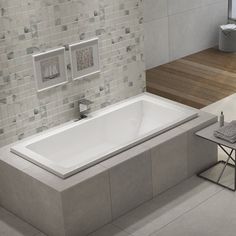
[146,48,236,109]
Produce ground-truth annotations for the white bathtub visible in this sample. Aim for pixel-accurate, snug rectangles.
[11,93,198,178]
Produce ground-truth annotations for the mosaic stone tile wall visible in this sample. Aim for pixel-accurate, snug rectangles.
[0,0,146,147]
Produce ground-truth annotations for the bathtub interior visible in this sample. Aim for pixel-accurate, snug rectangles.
[11,94,198,178]
[26,99,195,168]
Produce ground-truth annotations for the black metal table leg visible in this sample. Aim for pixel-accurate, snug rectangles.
[197,144,236,192]
[219,145,235,164]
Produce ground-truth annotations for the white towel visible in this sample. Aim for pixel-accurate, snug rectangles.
[220,24,236,31]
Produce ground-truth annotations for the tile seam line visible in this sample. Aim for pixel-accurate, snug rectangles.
[167,0,225,17]
[0,207,43,236]
[148,186,225,236]
[32,233,44,236]
[111,222,136,236]
[107,168,114,220]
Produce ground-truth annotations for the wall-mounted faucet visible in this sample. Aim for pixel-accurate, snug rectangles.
[77,98,93,120]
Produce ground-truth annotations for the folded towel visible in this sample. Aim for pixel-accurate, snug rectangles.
[214,132,236,143]
[214,121,236,143]
[220,24,236,31]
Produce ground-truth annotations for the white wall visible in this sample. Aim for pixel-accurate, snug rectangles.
[144,0,228,69]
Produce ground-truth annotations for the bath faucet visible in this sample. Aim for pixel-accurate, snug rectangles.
[78,98,93,120]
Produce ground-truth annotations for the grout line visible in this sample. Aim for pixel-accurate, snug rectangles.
[166,0,171,62]
[148,186,225,236]
[111,223,136,236]
[167,12,171,62]
[167,0,226,17]
[107,169,114,220]
[149,149,154,198]
[0,206,45,236]
[32,233,45,236]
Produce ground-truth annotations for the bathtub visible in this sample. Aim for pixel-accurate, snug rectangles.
[11,93,198,178]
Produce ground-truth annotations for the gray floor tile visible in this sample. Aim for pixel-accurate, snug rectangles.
[0,207,41,236]
[113,176,223,236]
[151,189,236,236]
[88,224,131,236]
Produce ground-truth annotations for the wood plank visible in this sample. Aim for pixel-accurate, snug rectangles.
[185,48,236,73]
[147,83,210,109]
[147,69,230,101]
[146,48,236,109]
[158,66,236,94]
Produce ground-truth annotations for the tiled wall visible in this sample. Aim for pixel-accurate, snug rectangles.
[144,0,228,69]
[0,0,146,147]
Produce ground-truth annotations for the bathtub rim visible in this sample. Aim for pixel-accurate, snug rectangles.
[10,92,199,179]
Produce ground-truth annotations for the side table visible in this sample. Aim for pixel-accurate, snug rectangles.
[196,122,236,191]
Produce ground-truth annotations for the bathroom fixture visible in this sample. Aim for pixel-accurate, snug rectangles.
[219,111,224,127]
[11,93,198,178]
[78,98,93,120]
